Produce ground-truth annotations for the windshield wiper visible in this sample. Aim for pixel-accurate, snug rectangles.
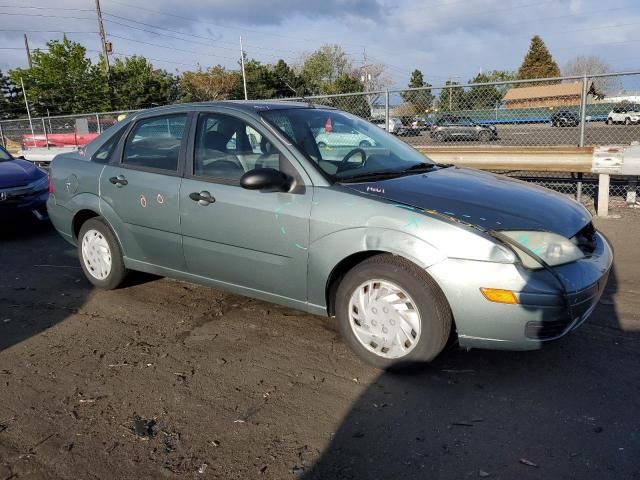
[399,162,438,173]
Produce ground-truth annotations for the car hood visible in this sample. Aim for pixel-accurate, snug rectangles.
[344,167,591,238]
[0,159,42,189]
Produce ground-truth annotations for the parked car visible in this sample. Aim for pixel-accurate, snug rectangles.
[48,102,612,369]
[430,116,497,142]
[550,110,579,127]
[370,117,404,135]
[0,145,49,221]
[606,105,640,125]
[315,122,376,148]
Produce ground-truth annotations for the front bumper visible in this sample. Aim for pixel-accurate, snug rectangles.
[0,188,49,221]
[427,231,613,351]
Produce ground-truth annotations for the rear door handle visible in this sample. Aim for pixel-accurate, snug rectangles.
[189,190,215,206]
[109,175,128,187]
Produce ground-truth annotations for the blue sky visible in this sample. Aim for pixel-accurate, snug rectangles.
[1,0,639,89]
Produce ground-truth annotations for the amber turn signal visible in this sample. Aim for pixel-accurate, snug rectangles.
[480,288,518,304]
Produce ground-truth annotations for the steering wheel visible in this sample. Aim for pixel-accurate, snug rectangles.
[337,148,367,173]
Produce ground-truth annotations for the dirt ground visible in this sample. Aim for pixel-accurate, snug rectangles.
[1,207,639,480]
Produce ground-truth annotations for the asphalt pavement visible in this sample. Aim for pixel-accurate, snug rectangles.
[0,209,639,479]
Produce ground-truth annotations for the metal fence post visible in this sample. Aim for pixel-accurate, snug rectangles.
[42,117,49,150]
[597,174,610,217]
[627,177,638,206]
[576,75,589,202]
[0,123,4,148]
[384,88,390,133]
[96,113,101,134]
[578,75,588,147]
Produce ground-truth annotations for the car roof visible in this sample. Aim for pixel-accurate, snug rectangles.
[132,100,323,118]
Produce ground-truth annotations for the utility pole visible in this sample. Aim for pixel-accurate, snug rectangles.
[240,36,248,100]
[24,33,32,68]
[20,77,36,147]
[95,0,109,74]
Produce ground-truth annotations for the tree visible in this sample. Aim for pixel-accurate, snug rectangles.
[9,37,109,115]
[300,45,353,95]
[271,59,305,97]
[180,65,238,102]
[516,36,560,84]
[562,55,621,95]
[437,80,466,112]
[0,70,25,119]
[400,69,434,112]
[229,58,278,100]
[465,70,515,109]
[110,56,179,110]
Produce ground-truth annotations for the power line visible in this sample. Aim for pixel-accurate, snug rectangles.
[102,0,370,48]
[0,29,98,34]
[108,33,238,62]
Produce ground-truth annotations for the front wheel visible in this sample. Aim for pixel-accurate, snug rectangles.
[606,118,613,125]
[625,117,631,125]
[78,217,128,289]
[335,255,452,369]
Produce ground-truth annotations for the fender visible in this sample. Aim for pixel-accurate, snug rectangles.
[307,226,447,309]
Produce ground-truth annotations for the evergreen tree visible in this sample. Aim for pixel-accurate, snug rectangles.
[437,80,466,112]
[400,69,433,112]
[516,36,560,83]
[0,70,25,119]
[465,70,515,109]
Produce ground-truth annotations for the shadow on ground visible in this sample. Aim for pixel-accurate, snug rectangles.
[0,219,90,352]
[304,263,640,479]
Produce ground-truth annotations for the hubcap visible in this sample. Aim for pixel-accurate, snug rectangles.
[81,229,112,280]
[347,279,421,359]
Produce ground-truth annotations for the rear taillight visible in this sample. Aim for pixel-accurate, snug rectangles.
[48,175,54,193]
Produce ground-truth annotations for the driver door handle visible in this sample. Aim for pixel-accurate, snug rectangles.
[109,175,128,187]
[189,190,215,206]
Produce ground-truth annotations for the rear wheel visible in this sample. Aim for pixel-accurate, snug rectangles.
[317,141,327,148]
[625,117,631,125]
[434,132,445,142]
[478,130,492,142]
[606,118,613,125]
[78,217,128,289]
[335,254,452,369]
[359,140,372,148]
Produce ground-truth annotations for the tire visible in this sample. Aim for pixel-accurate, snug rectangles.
[359,140,372,148]
[478,130,491,142]
[551,121,557,127]
[317,141,327,148]
[625,117,631,125]
[434,132,445,142]
[77,217,128,289]
[606,118,612,125]
[335,254,452,369]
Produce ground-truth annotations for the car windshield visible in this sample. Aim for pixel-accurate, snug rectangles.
[0,146,12,162]
[260,108,433,181]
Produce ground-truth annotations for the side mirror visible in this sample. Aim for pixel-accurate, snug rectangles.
[240,168,291,192]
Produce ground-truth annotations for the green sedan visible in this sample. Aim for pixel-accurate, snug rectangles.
[47,101,612,369]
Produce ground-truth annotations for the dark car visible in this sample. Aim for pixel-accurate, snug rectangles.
[0,145,49,221]
[550,110,579,127]
[430,116,497,142]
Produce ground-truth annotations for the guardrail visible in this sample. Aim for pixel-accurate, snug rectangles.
[416,145,640,217]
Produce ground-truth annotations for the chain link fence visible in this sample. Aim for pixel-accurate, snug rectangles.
[1,72,639,209]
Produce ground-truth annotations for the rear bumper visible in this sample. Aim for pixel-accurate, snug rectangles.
[427,231,613,351]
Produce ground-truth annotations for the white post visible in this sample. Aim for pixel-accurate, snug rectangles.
[597,173,610,217]
[240,36,248,100]
[627,177,637,206]
[20,77,36,148]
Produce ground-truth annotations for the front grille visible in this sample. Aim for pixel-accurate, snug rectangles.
[573,222,597,255]
[525,318,572,339]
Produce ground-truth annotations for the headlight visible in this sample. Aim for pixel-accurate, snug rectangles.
[27,175,49,193]
[501,230,584,269]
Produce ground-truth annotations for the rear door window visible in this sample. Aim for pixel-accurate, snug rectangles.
[122,114,187,172]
